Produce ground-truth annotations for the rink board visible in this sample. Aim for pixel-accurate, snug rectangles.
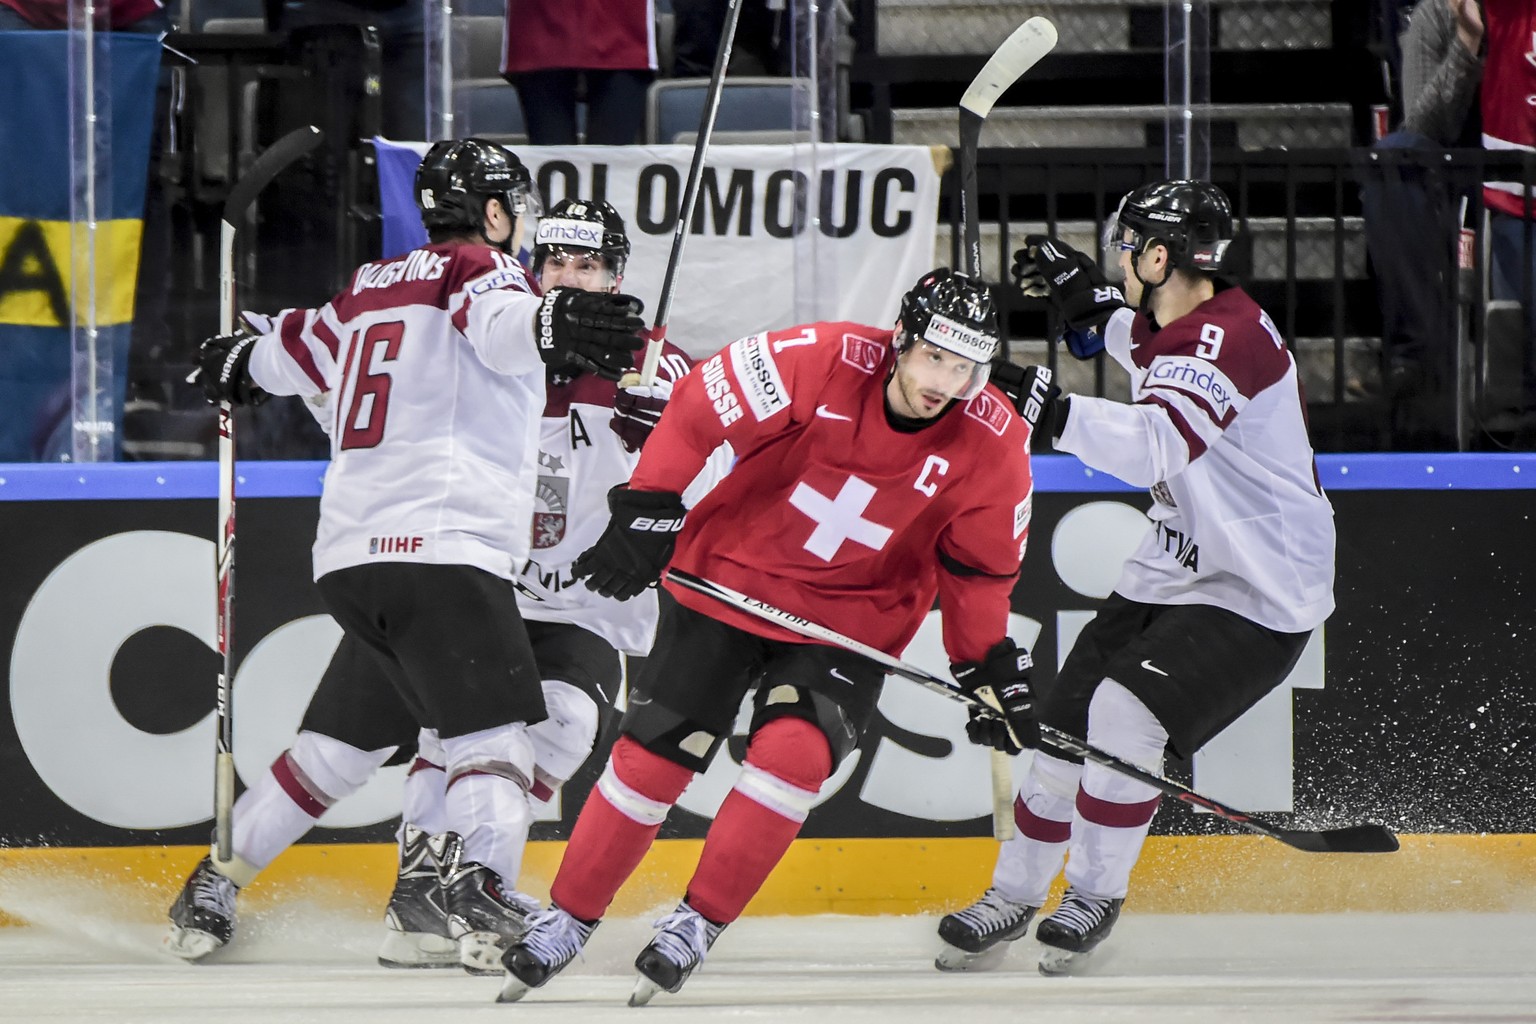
[0,454,1534,929]
[2,833,1533,930]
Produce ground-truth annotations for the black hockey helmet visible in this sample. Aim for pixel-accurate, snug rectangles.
[414,137,541,233]
[532,198,632,279]
[896,267,1000,400]
[1111,179,1234,274]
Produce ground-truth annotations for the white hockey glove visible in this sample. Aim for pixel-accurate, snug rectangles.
[610,377,673,453]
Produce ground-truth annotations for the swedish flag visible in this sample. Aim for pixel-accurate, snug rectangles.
[0,30,159,460]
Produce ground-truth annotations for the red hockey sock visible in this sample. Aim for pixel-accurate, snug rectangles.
[549,736,694,922]
[686,718,832,925]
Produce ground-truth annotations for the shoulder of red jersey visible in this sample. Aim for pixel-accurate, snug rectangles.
[960,383,1030,444]
[703,321,891,424]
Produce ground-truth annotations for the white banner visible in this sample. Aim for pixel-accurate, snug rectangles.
[377,140,943,359]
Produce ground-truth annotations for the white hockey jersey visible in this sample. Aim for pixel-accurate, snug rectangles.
[1056,286,1335,633]
[246,242,546,582]
[516,343,725,655]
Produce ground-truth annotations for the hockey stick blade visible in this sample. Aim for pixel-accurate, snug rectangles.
[1041,725,1400,854]
[666,568,1399,855]
[223,125,324,226]
[959,17,1058,120]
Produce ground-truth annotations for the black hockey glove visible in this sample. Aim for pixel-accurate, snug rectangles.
[953,638,1038,755]
[1012,235,1128,335]
[534,288,646,382]
[194,330,269,406]
[610,378,672,454]
[570,485,687,601]
[989,362,1065,441]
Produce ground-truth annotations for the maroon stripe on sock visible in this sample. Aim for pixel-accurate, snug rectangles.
[271,752,327,818]
[407,757,443,777]
[530,779,554,803]
[1015,795,1072,843]
[1076,788,1161,828]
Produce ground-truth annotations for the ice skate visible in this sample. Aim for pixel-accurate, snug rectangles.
[443,858,539,976]
[1035,886,1122,976]
[164,856,238,961]
[934,887,1039,972]
[377,827,458,969]
[497,906,599,1003]
[628,902,727,1007]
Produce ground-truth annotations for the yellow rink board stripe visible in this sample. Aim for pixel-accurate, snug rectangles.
[1,834,1532,928]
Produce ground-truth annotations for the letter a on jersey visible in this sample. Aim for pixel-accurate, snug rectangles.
[788,475,894,561]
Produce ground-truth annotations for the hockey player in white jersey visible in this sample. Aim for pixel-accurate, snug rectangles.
[373,198,717,974]
[164,139,647,965]
[938,180,1335,975]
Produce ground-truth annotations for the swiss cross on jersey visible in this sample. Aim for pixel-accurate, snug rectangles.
[788,474,894,561]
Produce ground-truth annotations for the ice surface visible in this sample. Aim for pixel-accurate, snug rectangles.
[1,901,1532,1024]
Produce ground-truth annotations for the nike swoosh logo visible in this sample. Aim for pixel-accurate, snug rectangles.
[1140,659,1168,677]
[829,668,856,686]
[815,405,853,421]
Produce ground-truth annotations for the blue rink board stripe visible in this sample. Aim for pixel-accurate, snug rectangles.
[0,454,1532,501]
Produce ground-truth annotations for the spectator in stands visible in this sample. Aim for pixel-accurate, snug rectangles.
[1479,0,1536,440]
[271,0,426,141]
[673,0,786,77]
[1360,0,1482,449]
[500,0,655,145]
[0,0,167,30]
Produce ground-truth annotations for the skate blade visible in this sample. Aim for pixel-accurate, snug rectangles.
[163,925,224,962]
[628,974,664,1007]
[1038,945,1099,976]
[377,928,459,969]
[497,975,533,1003]
[459,932,509,976]
[934,941,1010,973]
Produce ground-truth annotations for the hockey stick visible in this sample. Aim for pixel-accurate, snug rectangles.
[958,18,1057,840]
[665,568,1400,855]
[213,125,324,862]
[958,16,1057,280]
[631,0,744,386]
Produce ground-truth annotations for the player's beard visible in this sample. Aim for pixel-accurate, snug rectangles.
[890,367,953,419]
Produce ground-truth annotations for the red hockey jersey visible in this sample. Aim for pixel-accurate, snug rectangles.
[500,0,656,76]
[630,323,1035,664]
[1481,0,1536,219]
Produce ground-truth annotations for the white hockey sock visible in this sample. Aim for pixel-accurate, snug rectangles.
[400,728,448,840]
[993,750,1081,906]
[1064,680,1167,900]
[232,731,394,872]
[442,723,536,885]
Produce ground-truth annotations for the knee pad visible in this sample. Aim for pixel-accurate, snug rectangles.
[593,735,695,827]
[752,683,860,763]
[414,728,444,767]
[441,722,536,793]
[281,730,395,815]
[527,679,600,800]
[733,718,831,825]
[1083,679,1167,805]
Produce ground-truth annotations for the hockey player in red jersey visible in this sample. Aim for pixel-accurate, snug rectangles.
[165,140,647,966]
[496,268,1047,1006]
[938,180,1335,975]
[375,198,724,973]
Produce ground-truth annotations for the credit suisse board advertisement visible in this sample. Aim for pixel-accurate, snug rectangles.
[0,454,1531,849]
